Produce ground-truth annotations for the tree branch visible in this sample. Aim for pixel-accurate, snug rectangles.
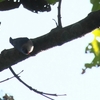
[9,66,66,100]
[0,10,100,71]
[0,70,23,83]
[57,0,62,27]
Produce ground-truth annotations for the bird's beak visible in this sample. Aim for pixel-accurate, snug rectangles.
[28,46,34,54]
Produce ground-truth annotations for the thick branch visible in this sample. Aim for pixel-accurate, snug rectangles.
[0,10,100,72]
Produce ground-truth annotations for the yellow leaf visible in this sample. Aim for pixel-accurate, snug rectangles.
[91,38,99,55]
[91,28,100,55]
[92,28,100,37]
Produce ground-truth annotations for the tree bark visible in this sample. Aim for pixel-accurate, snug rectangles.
[0,10,100,72]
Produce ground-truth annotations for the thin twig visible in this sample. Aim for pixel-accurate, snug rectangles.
[9,66,66,100]
[58,0,62,28]
[52,19,58,27]
[0,70,23,83]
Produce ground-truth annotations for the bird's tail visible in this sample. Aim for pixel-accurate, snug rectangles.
[9,37,13,44]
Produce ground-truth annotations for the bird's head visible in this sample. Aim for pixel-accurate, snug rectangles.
[21,42,34,55]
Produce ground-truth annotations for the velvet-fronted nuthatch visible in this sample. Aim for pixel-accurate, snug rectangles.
[9,37,34,55]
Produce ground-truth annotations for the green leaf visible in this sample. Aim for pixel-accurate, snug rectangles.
[90,0,100,11]
[0,0,5,2]
[92,3,100,11]
[90,0,100,4]
[84,28,100,69]
[46,0,59,5]
[85,63,93,68]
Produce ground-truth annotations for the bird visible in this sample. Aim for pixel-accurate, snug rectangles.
[9,37,34,55]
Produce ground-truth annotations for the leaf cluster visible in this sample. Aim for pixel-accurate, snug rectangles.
[85,28,100,69]
[90,0,100,11]
[0,0,58,13]
[0,94,14,100]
